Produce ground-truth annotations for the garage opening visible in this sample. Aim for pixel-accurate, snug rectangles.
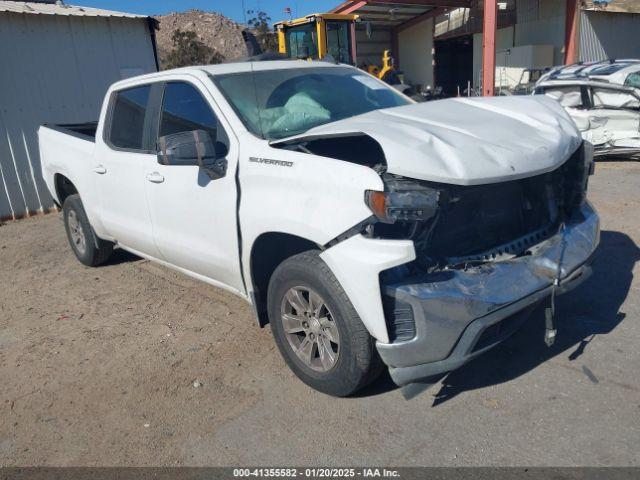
[434,34,474,96]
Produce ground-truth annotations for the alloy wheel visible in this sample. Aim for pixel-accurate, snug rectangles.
[67,210,86,256]
[280,286,340,372]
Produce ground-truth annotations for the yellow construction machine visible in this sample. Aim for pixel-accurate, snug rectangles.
[275,13,358,65]
[275,13,406,87]
[366,50,403,85]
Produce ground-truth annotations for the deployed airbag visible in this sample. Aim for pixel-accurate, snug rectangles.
[266,92,331,137]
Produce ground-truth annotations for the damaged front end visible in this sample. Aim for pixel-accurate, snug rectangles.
[369,141,594,272]
[335,142,599,395]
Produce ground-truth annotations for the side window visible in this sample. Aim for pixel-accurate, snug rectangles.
[592,87,640,110]
[285,24,319,59]
[159,82,227,145]
[109,85,151,150]
[326,21,351,64]
[543,86,583,109]
[624,72,640,89]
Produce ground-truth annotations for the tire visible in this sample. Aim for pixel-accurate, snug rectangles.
[267,250,383,396]
[62,194,113,267]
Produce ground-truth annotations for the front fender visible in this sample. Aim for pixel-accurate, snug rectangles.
[239,136,385,296]
[320,235,416,343]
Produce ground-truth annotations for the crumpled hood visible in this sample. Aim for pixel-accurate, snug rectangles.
[274,95,582,185]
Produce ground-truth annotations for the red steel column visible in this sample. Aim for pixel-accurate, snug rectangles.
[482,0,497,96]
[564,0,579,64]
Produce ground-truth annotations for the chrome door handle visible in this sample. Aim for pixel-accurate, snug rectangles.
[93,165,107,174]
[146,172,164,184]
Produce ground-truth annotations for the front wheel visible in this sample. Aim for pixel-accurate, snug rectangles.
[267,251,383,396]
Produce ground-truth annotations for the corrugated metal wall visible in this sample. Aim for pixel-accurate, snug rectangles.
[514,0,565,65]
[516,0,539,23]
[0,12,157,221]
[579,11,640,62]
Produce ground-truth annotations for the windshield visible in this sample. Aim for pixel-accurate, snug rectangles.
[588,63,636,76]
[213,66,411,140]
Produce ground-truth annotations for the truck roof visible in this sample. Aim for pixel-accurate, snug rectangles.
[111,60,343,90]
[201,60,341,75]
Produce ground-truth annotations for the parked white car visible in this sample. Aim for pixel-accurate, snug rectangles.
[39,61,599,397]
[536,78,640,157]
[588,62,640,88]
[537,59,640,88]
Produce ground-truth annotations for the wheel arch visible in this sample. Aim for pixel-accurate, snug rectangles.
[54,173,79,207]
[249,231,320,327]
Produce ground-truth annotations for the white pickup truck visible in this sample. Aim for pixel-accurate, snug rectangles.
[39,60,600,397]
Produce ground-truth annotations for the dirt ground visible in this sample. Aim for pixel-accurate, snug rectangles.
[1,161,639,467]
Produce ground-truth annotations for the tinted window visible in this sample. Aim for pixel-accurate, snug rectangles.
[588,63,634,76]
[326,21,351,63]
[285,23,319,59]
[109,85,151,150]
[159,82,220,142]
[625,72,640,89]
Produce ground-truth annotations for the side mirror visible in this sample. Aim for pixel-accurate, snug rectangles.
[157,130,228,180]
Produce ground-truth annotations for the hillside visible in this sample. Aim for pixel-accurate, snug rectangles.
[154,10,248,66]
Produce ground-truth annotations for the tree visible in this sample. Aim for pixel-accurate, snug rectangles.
[163,29,224,69]
[246,10,277,53]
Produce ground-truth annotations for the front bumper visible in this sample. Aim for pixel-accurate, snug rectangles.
[376,201,600,387]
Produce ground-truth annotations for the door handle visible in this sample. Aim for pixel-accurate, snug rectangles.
[93,165,107,174]
[146,172,164,184]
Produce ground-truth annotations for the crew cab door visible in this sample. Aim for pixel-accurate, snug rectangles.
[94,83,161,257]
[144,79,244,294]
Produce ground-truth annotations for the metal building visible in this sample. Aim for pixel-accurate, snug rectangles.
[580,1,640,62]
[332,0,640,96]
[0,0,158,221]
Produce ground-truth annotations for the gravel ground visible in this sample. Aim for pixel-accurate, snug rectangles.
[0,161,639,467]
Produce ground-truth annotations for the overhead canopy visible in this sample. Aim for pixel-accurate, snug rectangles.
[0,0,148,18]
[331,0,471,29]
[582,0,640,14]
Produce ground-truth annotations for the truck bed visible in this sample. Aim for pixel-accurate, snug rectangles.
[44,122,98,142]
[39,122,99,209]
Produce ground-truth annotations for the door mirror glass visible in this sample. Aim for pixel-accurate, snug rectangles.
[157,130,228,180]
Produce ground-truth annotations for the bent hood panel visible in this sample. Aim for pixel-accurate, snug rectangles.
[275,96,582,185]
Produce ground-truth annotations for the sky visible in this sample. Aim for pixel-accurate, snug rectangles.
[76,0,341,23]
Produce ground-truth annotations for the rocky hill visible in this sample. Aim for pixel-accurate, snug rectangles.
[154,10,248,66]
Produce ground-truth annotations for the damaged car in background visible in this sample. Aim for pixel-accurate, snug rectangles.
[39,61,599,399]
[536,60,640,158]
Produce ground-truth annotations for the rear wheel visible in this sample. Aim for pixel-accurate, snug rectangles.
[268,251,383,396]
[63,194,113,267]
